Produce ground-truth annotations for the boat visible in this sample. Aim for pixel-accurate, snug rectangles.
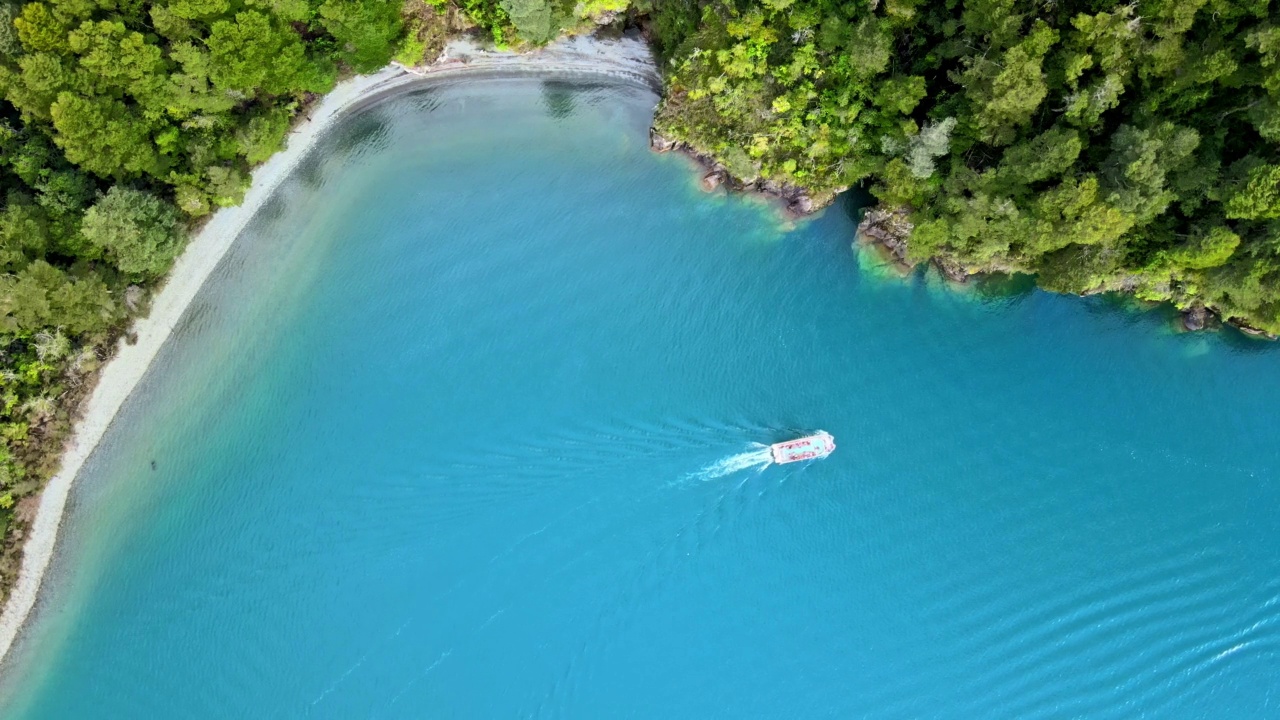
[769,431,836,464]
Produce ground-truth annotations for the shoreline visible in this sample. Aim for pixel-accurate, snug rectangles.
[0,33,660,668]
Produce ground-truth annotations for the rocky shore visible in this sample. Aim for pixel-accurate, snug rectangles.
[648,130,819,218]
[853,204,1276,339]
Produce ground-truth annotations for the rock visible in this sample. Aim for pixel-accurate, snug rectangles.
[1182,305,1208,332]
[1229,319,1278,339]
[856,206,915,264]
[649,129,676,153]
[787,195,814,215]
[700,170,726,192]
[758,179,783,196]
[593,9,619,25]
[124,285,144,313]
[934,256,970,284]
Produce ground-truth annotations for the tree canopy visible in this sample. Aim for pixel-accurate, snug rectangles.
[641,0,1280,334]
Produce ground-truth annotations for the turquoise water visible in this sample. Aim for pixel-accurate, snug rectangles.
[3,77,1280,718]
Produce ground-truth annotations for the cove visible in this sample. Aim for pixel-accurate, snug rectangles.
[1,75,1278,718]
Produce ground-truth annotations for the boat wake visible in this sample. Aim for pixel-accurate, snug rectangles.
[690,444,774,481]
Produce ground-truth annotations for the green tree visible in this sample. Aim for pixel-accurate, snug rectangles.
[206,11,333,96]
[80,187,182,277]
[49,92,163,178]
[235,105,294,164]
[319,0,404,72]
[499,0,554,44]
[0,260,117,334]
[961,22,1059,146]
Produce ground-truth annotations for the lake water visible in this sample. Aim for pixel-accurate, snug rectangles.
[2,76,1278,718]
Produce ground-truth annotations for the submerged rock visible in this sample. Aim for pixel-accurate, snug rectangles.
[701,170,726,192]
[649,129,676,153]
[934,256,971,284]
[857,207,915,264]
[1182,305,1209,331]
[787,195,814,216]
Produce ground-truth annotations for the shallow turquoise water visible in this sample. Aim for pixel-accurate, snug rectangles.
[2,77,1279,718]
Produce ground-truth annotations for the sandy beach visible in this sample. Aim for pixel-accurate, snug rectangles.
[0,34,659,667]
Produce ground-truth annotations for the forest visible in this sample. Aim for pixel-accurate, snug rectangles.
[2,0,1280,589]
[645,0,1280,338]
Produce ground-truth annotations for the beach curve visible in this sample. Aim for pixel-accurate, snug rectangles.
[0,34,659,667]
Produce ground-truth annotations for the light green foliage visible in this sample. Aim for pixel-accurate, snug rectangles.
[235,105,294,164]
[393,26,429,66]
[207,11,331,95]
[319,0,404,72]
[80,187,182,277]
[50,93,162,178]
[0,260,118,333]
[1164,226,1241,269]
[247,0,313,22]
[169,0,231,21]
[962,22,1058,146]
[66,20,168,103]
[12,3,68,53]
[1224,162,1280,220]
[577,0,626,17]
[499,0,555,44]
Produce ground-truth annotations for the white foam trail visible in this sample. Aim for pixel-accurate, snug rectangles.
[691,444,773,481]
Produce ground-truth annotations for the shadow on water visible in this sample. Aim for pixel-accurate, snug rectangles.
[971,272,1037,300]
[1213,323,1280,353]
[541,80,578,119]
[328,109,395,161]
[291,152,328,192]
[403,87,444,114]
[541,80,623,119]
[834,187,876,225]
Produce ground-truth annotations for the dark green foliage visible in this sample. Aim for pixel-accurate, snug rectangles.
[649,0,1280,333]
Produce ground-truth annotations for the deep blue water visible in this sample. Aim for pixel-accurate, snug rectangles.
[2,77,1279,718]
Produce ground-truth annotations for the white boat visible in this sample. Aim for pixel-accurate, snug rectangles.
[769,431,835,464]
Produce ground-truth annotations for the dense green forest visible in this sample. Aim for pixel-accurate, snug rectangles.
[645,0,1280,337]
[2,0,1280,590]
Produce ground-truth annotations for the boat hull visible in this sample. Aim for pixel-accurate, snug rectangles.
[769,431,835,464]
